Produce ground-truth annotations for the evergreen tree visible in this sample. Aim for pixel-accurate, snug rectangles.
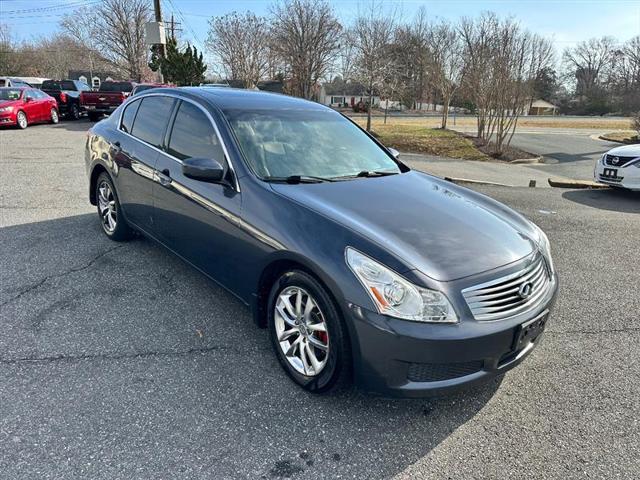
[149,37,207,86]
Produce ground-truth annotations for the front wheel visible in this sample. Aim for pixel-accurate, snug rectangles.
[16,111,27,129]
[95,172,133,241]
[50,108,59,124]
[267,270,351,393]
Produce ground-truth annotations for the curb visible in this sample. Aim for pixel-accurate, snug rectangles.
[547,177,609,189]
[444,176,515,188]
[596,133,639,144]
[509,156,543,165]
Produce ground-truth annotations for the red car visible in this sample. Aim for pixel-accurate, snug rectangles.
[0,87,59,129]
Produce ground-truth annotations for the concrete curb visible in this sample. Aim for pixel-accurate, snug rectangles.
[596,133,639,144]
[547,177,610,189]
[509,156,544,165]
[444,176,515,188]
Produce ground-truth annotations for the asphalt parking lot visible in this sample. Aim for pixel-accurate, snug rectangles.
[1,120,639,479]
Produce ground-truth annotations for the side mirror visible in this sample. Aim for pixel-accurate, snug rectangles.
[182,157,225,183]
[24,97,33,103]
[388,147,400,159]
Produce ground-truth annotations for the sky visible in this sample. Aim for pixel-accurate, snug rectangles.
[2,0,640,58]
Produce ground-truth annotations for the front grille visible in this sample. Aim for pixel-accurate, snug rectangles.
[407,360,483,382]
[462,253,551,321]
[605,154,637,167]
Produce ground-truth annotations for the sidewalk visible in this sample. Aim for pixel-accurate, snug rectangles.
[400,153,571,188]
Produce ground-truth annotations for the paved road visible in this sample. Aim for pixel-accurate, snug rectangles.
[509,131,619,181]
[1,121,639,479]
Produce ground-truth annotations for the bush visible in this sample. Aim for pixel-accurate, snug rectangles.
[634,112,640,137]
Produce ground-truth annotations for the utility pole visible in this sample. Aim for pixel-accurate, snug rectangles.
[152,0,164,82]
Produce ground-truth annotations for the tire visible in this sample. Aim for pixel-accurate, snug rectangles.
[267,270,351,394]
[16,111,27,129]
[67,103,80,120]
[95,172,133,241]
[50,108,59,124]
[88,112,101,122]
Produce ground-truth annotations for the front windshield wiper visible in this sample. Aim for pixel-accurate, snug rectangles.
[263,175,335,184]
[333,170,400,180]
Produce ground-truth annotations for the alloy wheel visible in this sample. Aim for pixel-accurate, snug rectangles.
[51,108,59,124]
[274,286,330,376]
[97,180,117,233]
[17,112,27,129]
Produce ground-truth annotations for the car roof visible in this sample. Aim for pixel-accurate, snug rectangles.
[156,86,329,113]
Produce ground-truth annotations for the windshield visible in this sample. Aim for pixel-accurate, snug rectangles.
[0,88,23,100]
[225,109,401,179]
[99,82,133,92]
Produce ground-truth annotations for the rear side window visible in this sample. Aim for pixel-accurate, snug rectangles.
[167,101,224,161]
[120,99,141,134]
[130,96,175,148]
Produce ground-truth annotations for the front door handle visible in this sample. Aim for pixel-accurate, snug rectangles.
[157,168,172,186]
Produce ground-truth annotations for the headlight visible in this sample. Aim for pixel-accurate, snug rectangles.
[533,224,554,274]
[345,247,458,323]
[0,106,13,113]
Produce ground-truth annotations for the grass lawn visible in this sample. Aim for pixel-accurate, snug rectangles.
[353,119,491,161]
[599,130,639,144]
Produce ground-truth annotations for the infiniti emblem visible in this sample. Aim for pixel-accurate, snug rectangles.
[518,281,534,299]
[611,156,620,165]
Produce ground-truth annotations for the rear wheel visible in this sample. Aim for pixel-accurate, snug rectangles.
[67,103,80,120]
[95,172,133,241]
[50,108,59,124]
[267,270,351,393]
[16,111,27,129]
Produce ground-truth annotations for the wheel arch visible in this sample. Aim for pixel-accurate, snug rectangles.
[89,163,109,205]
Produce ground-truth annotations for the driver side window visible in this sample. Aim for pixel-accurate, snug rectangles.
[167,101,225,162]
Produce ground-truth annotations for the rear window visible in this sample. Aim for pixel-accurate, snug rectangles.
[99,82,133,93]
[130,96,175,148]
[42,80,76,91]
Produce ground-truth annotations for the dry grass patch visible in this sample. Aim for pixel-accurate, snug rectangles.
[600,130,639,144]
[360,122,491,161]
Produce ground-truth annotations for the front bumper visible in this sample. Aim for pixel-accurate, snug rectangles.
[347,276,558,398]
[0,113,17,126]
[594,158,640,191]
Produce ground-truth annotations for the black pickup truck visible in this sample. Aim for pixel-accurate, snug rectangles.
[41,79,91,120]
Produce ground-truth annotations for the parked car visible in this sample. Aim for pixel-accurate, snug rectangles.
[85,88,558,397]
[130,83,171,96]
[0,77,31,88]
[0,87,59,129]
[41,79,91,120]
[80,81,135,121]
[594,144,640,191]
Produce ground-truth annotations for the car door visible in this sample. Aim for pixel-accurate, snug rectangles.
[34,90,51,120]
[153,98,243,288]
[22,90,41,122]
[112,95,176,232]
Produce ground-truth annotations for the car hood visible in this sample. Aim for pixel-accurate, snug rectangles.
[271,171,540,281]
[607,144,640,158]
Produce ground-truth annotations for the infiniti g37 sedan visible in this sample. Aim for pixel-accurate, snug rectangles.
[594,143,640,191]
[85,88,558,397]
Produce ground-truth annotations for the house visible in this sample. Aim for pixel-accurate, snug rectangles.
[68,70,120,90]
[318,81,382,108]
[527,99,558,116]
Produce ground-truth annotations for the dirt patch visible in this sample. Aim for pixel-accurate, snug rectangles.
[471,137,539,162]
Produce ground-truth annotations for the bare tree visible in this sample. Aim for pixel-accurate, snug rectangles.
[206,12,271,88]
[270,0,341,99]
[460,13,554,155]
[350,2,397,131]
[427,21,464,128]
[93,0,152,81]
[562,37,615,96]
[60,7,100,81]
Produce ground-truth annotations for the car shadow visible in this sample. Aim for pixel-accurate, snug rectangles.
[0,213,501,479]
[562,188,640,214]
[51,117,96,132]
